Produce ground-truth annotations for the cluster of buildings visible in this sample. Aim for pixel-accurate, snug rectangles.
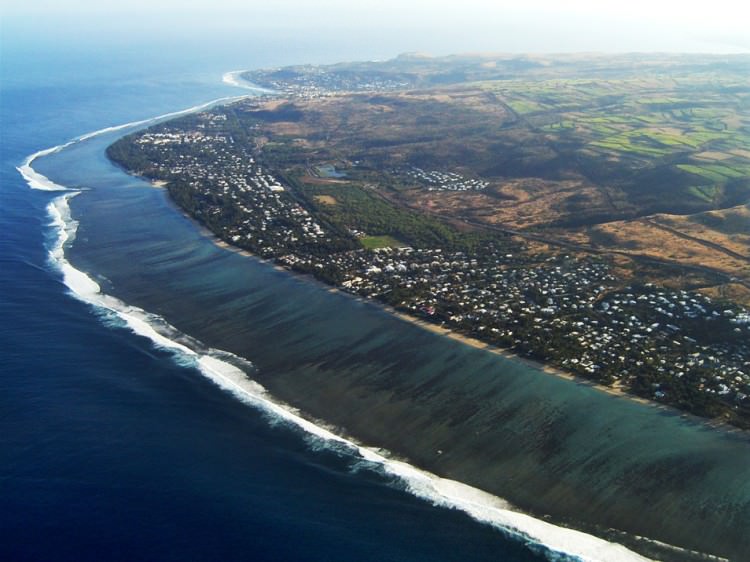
[132,124,328,257]
[560,288,750,400]
[405,167,489,191]
[134,130,220,146]
[279,245,750,407]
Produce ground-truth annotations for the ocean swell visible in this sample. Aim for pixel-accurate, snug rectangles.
[22,95,658,562]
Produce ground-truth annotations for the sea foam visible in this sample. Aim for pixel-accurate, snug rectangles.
[26,89,658,562]
[17,143,78,192]
[222,70,276,93]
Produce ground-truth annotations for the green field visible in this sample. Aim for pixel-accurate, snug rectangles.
[360,235,406,249]
[688,185,720,203]
[482,76,750,214]
[678,164,747,182]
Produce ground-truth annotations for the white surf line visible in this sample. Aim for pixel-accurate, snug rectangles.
[75,94,247,142]
[45,194,251,367]
[222,70,277,94]
[18,94,249,193]
[27,81,659,562]
[17,141,81,191]
[183,334,656,562]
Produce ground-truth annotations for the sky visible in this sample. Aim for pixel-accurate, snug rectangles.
[3,0,749,61]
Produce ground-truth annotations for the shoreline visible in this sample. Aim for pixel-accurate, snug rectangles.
[44,155,742,562]
[345,294,750,437]
[157,187,749,439]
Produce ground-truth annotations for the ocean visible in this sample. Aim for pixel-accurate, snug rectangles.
[2,43,749,562]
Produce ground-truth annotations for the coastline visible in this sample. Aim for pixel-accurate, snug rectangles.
[159,189,748,438]
[221,70,277,94]
[330,288,750,438]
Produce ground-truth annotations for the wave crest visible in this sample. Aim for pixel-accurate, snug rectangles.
[222,70,276,93]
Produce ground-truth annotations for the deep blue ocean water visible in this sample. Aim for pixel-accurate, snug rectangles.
[0,46,551,562]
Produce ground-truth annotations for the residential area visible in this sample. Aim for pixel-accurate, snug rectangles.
[127,127,329,257]
[404,167,489,191]
[241,66,411,100]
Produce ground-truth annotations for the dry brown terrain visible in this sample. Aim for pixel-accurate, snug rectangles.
[406,178,622,230]
[552,208,750,303]
[235,71,750,305]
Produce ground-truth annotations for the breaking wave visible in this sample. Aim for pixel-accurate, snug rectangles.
[222,70,276,93]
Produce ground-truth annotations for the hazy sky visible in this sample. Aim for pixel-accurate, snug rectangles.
[3,0,749,58]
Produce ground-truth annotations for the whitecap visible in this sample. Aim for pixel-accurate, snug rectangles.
[17,143,77,192]
[222,70,276,93]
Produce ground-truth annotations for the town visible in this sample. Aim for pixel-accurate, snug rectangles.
[129,124,330,257]
[404,167,489,191]
[242,65,411,100]
[107,107,750,428]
